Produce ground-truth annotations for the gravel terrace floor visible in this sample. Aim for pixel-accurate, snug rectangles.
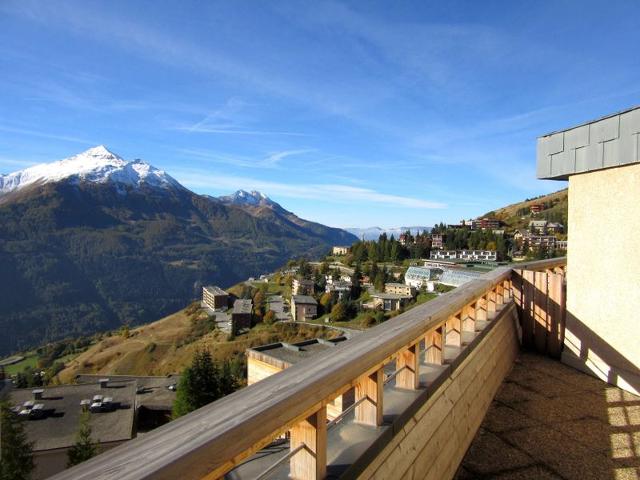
[455,352,640,480]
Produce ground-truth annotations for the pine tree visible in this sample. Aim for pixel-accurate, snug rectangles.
[67,410,97,467]
[0,400,35,480]
[172,350,238,418]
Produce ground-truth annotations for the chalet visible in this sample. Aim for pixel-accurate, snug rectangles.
[290,295,317,321]
[529,219,548,233]
[369,292,411,311]
[430,233,445,249]
[384,282,415,297]
[529,203,544,214]
[292,277,314,296]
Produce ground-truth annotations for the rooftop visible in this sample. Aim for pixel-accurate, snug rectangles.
[291,294,317,305]
[203,285,228,296]
[247,337,349,368]
[75,374,179,411]
[233,299,253,314]
[9,381,136,451]
[537,105,640,180]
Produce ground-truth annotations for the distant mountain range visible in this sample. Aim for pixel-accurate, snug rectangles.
[0,146,356,355]
[345,226,432,241]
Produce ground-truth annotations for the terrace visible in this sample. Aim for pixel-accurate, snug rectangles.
[52,257,607,480]
[51,106,640,480]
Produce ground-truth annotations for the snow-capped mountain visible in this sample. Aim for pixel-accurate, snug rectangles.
[346,226,432,241]
[0,145,183,195]
[218,189,274,207]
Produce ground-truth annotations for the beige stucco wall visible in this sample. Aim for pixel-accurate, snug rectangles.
[563,163,640,395]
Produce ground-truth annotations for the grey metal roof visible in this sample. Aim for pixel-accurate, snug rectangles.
[537,106,640,180]
[291,295,317,305]
[9,381,136,451]
[233,299,253,314]
[203,285,228,296]
[75,374,179,411]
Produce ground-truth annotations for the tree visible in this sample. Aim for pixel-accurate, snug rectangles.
[0,400,34,480]
[331,302,348,323]
[67,410,97,467]
[263,310,276,325]
[172,350,239,418]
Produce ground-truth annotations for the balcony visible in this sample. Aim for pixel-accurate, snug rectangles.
[51,257,639,480]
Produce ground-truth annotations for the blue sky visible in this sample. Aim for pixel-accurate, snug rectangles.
[1,1,639,228]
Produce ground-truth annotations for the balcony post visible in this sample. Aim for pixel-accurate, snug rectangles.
[445,313,462,347]
[355,368,383,426]
[487,289,497,318]
[461,302,476,336]
[496,283,505,306]
[475,295,488,322]
[290,407,327,480]
[425,327,443,365]
[396,343,420,390]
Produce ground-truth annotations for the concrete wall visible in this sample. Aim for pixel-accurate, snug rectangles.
[357,305,519,480]
[562,163,640,395]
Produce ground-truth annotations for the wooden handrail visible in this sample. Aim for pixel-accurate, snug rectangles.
[50,257,566,480]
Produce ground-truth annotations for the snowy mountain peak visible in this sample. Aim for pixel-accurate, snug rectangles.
[220,189,273,206]
[0,146,183,195]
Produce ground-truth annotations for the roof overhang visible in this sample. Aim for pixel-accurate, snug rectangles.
[537,106,640,180]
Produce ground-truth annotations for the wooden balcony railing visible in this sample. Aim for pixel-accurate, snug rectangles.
[51,257,566,480]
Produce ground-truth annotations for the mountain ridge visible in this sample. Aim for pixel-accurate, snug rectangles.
[0,146,356,356]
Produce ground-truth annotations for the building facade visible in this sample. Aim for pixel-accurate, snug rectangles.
[332,246,349,256]
[292,278,314,296]
[231,299,252,334]
[202,286,229,311]
[537,105,640,394]
[290,295,317,321]
[384,282,415,297]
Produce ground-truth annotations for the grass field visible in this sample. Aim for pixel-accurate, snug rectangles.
[3,353,38,375]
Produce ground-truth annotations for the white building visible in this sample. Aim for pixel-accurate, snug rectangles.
[404,266,433,288]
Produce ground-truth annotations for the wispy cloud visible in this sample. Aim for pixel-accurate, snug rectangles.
[179,148,315,169]
[172,168,446,209]
[0,125,94,145]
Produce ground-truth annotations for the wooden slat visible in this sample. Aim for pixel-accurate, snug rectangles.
[533,271,548,354]
[355,369,384,426]
[425,328,443,365]
[521,270,535,349]
[396,344,420,390]
[461,303,476,334]
[50,258,565,480]
[445,314,462,347]
[546,273,565,359]
[475,295,488,322]
[290,407,327,480]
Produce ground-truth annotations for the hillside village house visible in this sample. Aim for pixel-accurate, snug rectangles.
[429,250,498,262]
[231,299,252,334]
[384,282,415,297]
[201,285,229,311]
[368,292,411,312]
[430,233,445,249]
[290,295,317,321]
[292,277,314,296]
[331,246,349,256]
